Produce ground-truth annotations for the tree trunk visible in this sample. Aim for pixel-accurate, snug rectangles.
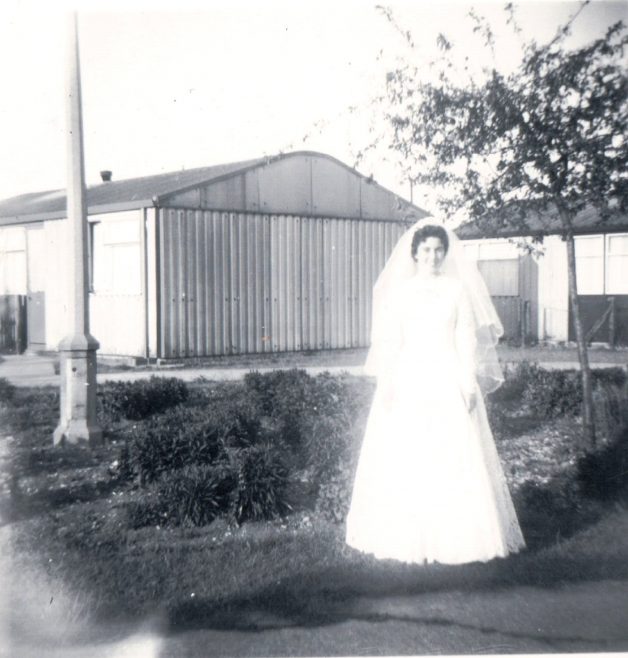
[565,232,596,451]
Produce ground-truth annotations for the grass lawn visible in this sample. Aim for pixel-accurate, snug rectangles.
[1,369,627,650]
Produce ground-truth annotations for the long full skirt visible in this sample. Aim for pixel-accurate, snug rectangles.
[345,368,525,565]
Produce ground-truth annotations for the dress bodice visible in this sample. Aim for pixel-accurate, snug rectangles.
[399,275,461,355]
[390,274,477,398]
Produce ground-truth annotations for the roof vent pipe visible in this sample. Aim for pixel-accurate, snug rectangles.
[100,170,112,182]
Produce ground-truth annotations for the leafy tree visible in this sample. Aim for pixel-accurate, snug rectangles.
[376,1,627,450]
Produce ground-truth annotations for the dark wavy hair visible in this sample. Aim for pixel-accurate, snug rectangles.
[411,224,449,260]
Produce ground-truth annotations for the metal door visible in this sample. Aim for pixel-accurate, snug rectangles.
[26,291,46,349]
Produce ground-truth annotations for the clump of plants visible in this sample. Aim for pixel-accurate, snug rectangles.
[2,387,59,434]
[127,441,292,529]
[120,407,225,484]
[576,425,628,502]
[244,369,370,471]
[591,378,628,442]
[490,361,627,422]
[0,377,16,404]
[243,370,371,522]
[512,476,600,549]
[232,443,292,523]
[315,462,355,524]
[127,462,237,528]
[244,369,325,456]
[98,376,189,421]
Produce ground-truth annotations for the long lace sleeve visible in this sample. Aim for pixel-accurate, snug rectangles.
[455,286,478,400]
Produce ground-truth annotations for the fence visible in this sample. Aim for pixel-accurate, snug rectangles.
[569,295,628,347]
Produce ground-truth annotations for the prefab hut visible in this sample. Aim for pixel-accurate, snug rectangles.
[0,151,427,359]
[457,206,628,346]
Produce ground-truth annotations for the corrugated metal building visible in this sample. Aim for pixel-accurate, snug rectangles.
[0,151,427,358]
[458,207,628,345]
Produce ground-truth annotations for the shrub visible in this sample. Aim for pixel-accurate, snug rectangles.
[489,361,535,405]
[120,389,282,485]
[576,425,628,501]
[121,406,226,484]
[127,443,293,529]
[233,444,292,524]
[592,380,628,441]
[244,369,317,450]
[592,367,628,389]
[521,367,581,419]
[0,377,16,404]
[243,369,371,472]
[315,463,354,524]
[158,462,237,526]
[511,476,604,548]
[206,390,266,450]
[492,361,628,421]
[485,397,508,439]
[126,495,165,529]
[3,389,59,434]
[127,462,237,528]
[304,413,353,480]
[304,374,372,473]
[98,377,189,421]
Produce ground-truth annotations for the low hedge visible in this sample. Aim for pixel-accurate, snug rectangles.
[127,443,292,528]
[0,377,16,404]
[576,425,628,501]
[120,400,275,485]
[98,377,189,421]
[491,362,627,420]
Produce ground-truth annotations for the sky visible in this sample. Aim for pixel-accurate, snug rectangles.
[0,0,626,211]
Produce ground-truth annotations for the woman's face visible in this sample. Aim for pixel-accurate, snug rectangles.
[415,236,446,275]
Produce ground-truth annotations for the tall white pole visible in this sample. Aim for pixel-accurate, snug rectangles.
[53,12,102,446]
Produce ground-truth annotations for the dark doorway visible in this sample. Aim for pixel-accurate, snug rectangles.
[0,295,27,354]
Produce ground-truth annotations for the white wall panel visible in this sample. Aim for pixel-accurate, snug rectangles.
[0,226,26,294]
[537,236,569,341]
[43,219,70,349]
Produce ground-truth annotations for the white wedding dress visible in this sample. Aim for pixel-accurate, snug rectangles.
[346,273,525,565]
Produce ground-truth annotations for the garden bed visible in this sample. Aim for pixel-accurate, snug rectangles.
[1,364,627,632]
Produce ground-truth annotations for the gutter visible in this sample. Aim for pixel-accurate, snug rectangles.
[0,199,155,226]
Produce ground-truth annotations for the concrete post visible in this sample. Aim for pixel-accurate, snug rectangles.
[53,13,102,446]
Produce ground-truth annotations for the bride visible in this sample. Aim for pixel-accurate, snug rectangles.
[345,221,525,565]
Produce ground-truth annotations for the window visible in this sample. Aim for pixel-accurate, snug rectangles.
[606,234,628,294]
[575,235,604,295]
[91,218,141,295]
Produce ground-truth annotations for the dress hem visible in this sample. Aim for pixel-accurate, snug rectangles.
[345,536,524,566]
